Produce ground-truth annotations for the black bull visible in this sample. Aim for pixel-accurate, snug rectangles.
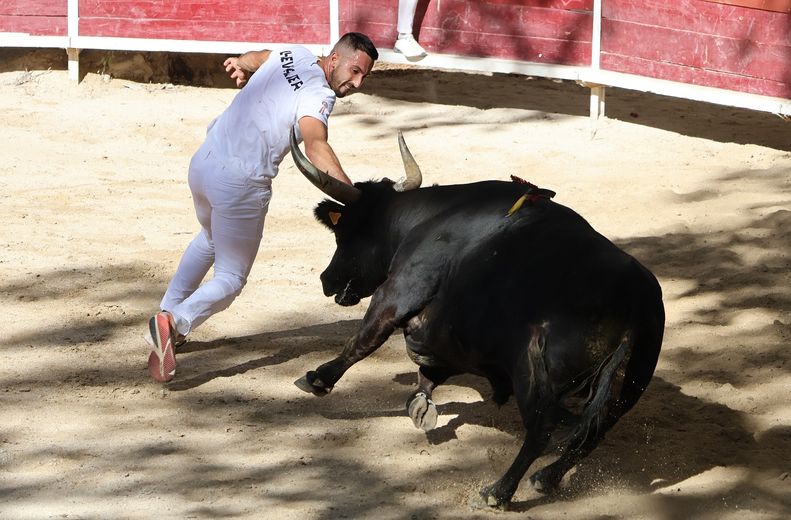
[290,131,665,509]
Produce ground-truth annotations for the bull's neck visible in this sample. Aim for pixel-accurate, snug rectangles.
[385,190,453,256]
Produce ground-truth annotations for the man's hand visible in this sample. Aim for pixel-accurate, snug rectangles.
[224,57,249,87]
[223,50,271,88]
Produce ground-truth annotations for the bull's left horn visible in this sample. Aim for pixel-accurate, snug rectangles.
[290,128,361,205]
[395,130,423,192]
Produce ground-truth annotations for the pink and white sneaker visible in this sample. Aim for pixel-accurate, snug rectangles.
[146,311,178,382]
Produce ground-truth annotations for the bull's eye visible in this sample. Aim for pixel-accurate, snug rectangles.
[329,211,342,226]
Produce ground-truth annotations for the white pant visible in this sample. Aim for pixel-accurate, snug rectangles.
[160,146,271,335]
[398,0,419,34]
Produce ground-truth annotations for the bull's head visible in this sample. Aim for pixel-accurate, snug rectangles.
[290,129,422,305]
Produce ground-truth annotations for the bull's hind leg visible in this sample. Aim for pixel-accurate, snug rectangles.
[406,366,456,431]
[529,333,635,493]
[479,422,552,509]
[478,327,555,509]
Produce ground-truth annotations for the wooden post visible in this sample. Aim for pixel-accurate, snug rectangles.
[67,48,80,82]
[590,84,606,121]
[576,80,607,135]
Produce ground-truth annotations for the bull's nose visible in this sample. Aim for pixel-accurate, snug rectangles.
[319,271,335,297]
[335,292,360,306]
[334,280,360,306]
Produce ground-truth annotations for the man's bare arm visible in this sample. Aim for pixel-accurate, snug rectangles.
[298,116,353,186]
[224,50,272,87]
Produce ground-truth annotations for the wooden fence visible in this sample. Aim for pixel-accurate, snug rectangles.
[2,0,789,117]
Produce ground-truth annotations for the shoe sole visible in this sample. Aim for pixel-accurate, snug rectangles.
[144,331,186,348]
[147,313,176,383]
[394,49,427,59]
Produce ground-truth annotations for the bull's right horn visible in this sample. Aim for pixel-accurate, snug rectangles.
[394,130,423,192]
[290,128,361,205]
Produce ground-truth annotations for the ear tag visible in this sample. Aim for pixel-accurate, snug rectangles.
[329,211,342,226]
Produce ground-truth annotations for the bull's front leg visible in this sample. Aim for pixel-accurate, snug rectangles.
[296,247,444,397]
[294,298,400,397]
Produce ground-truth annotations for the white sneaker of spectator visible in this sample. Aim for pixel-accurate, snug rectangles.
[395,34,427,59]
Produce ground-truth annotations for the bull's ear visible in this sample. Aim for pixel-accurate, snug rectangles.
[314,200,344,230]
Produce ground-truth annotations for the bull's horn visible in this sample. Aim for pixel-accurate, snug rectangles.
[289,128,361,204]
[394,130,423,192]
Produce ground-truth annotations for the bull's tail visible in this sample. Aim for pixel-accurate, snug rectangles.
[566,331,633,451]
[525,331,640,493]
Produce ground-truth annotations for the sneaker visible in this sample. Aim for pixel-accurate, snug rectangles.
[144,330,186,349]
[147,311,178,382]
[394,34,427,59]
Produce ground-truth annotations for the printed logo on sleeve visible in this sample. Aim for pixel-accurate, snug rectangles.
[319,101,330,116]
[280,50,304,91]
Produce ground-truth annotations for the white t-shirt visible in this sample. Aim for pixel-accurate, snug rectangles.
[203,45,336,185]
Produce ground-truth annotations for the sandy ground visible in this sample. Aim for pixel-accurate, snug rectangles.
[1,49,790,519]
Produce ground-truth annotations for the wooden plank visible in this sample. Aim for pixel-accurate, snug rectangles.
[702,0,791,13]
[601,53,791,98]
[420,28,591,63]
[603,0,791,45]
[339,0,391,25]
[0,1,66,16]
[458,6,592,39]
[0,15,67,35]
[341,0,592,31]
[78,0,327,22]
[78,18,329,43]
[341,0,593,13]
[602,19,791,84]
[457,0,592,8]
[420,0,592,37]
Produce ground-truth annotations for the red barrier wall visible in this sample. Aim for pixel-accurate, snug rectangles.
[77,0,331,43]
[601,0,791,98]
[1,1,790,107]
[0,0,67,36]
[340,0,594,65]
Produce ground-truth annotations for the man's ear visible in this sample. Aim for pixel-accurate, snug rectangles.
[314,199,344,229]
[328,51,340,69]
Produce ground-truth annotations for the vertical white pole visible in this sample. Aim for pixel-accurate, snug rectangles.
[329,0,340,48]
[591,0,602,71]
[589,0,605,126]
[67,0,80,81]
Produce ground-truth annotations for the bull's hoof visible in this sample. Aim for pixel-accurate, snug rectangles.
[406,392,437,431]
[294,372,332,396]
[471,485,511,511]
[529,467,562,494]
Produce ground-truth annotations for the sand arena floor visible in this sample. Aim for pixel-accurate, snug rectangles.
[1,49,789,519]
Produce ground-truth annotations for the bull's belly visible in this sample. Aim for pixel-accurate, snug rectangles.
[402,303,538,370]
[403,312,446,368]
[404,296,628,387]
[404,341,443,367]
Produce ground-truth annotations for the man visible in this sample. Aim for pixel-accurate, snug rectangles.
[146,32,378,383]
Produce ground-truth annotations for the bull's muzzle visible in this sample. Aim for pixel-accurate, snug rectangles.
[334,280,360,306]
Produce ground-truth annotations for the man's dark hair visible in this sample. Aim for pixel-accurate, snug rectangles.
[335,32,379,61]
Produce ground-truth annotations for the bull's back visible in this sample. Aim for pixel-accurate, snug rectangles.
[415,196,663,379]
